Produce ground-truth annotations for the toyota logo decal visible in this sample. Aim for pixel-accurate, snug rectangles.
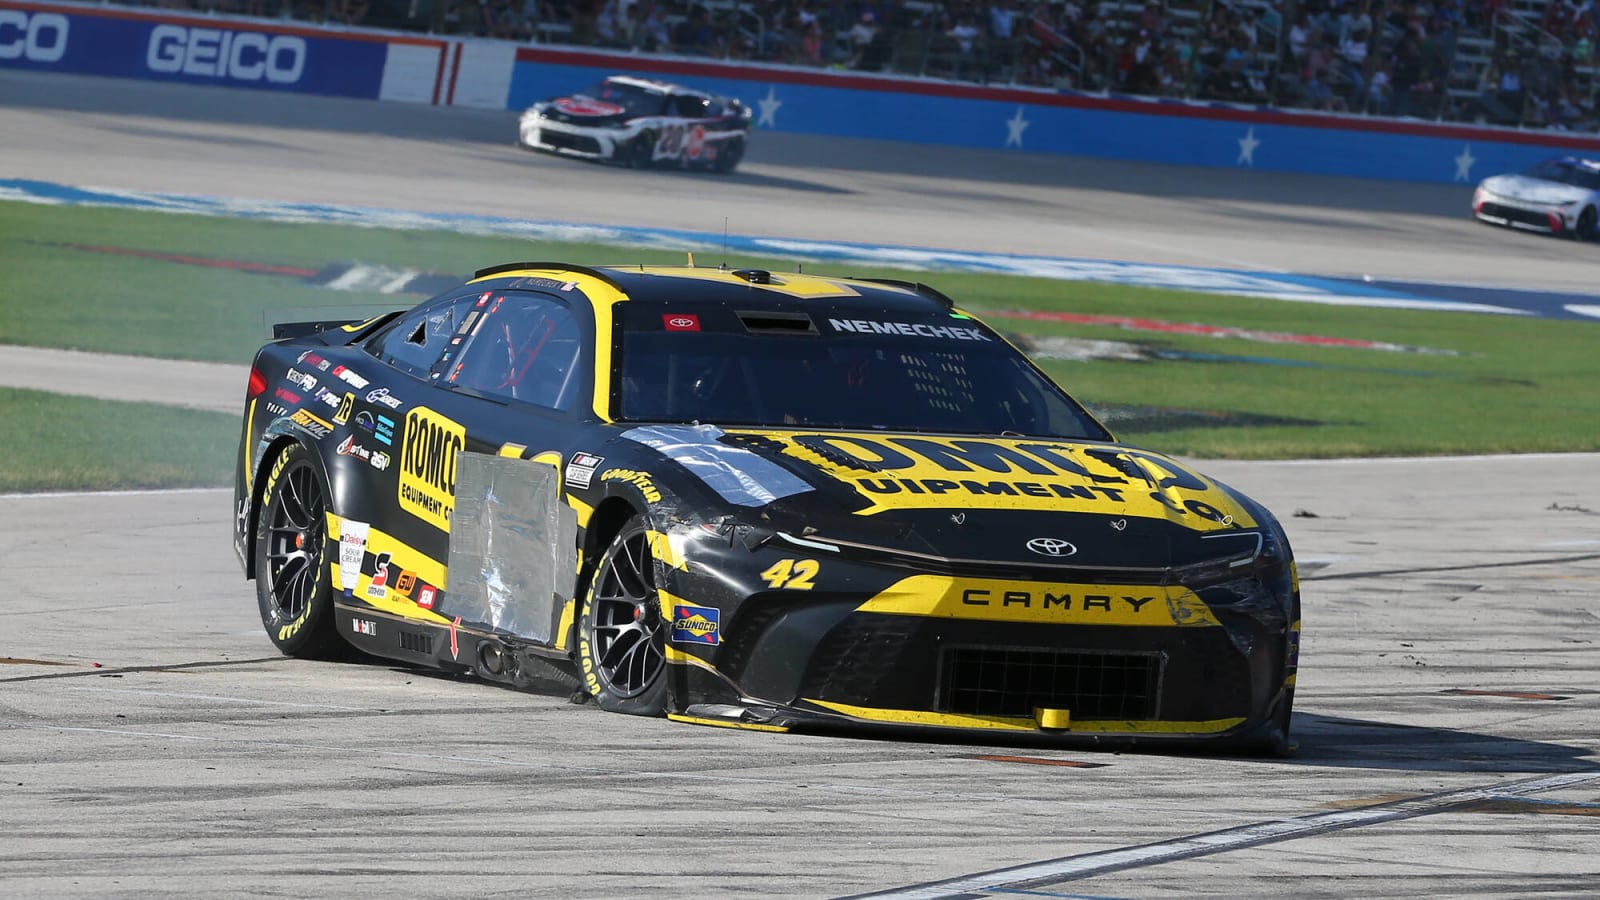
[667,317,695,328]
[1026,537,1077,557]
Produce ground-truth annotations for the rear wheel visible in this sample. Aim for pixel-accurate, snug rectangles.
[254,443,345,659]
[713,137,745,174]
[576,519,667,715]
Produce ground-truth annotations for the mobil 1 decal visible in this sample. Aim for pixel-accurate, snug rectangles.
[399,407,465,532]
[758,431,1255,527]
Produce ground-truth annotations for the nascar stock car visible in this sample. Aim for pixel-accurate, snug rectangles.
[516,75,751,173]
[1472,156,1600,239]
[234,263,1301,753]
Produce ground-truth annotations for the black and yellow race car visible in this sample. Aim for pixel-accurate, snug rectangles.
[234,263,1300,753]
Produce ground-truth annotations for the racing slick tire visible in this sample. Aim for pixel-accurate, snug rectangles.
[1576,207,1597,241]
[577,518,668,716]
[712,137,745,174]
[254,443,347,659]
[624,134,655,170]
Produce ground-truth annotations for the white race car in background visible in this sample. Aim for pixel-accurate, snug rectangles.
[1472,156,1600,239]
[517,75,751,173]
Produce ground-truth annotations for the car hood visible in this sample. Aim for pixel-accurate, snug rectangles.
[532,96,632,124]
[622,424,1267,571]
[1480,174,1591,206]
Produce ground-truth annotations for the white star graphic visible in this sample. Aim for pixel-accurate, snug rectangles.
[1004,107,1029,148]
[1237,127,1260,166]
[757,87,781,129]
[1454,144,1476,182]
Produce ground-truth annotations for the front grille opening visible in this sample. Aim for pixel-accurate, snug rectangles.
[939,647,1162,720]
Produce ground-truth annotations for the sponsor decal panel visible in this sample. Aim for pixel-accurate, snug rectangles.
[285,369,317,391]
[273,386,301,406]
[289,408,332,438]
[332,365,369,389]
[332,392,355,425]
[827,318,992,341]
[352,617,377,636]
[416,583,438,610]
[671,603,721,645]
[314,387,341,410]
[566,452,603,489]
[337,434,387,467]
[367,387,403,410]
[338,519,369,591]
[398,407,465,531]
[761,431,1255,526]
[366,551,393,599]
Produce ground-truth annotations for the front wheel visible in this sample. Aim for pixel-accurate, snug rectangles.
[624,133,655,169]
[576,519,668,715]
[254,443,346,658]
[1576,206,1597,241]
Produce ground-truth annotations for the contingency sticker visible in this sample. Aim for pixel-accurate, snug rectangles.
[338,519,369,592]
[566,452,603,489]
[671,603,720,645]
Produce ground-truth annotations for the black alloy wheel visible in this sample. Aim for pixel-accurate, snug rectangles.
[578,520,668,715]
[255,444,344,658]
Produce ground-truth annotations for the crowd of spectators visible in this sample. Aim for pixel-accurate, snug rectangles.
[154,0,1600,129]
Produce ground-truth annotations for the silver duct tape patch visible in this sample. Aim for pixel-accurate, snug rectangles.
[443,452,577,643]
[621,424,812,507]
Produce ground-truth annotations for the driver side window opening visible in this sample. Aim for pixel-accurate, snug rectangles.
[446,292,583,411]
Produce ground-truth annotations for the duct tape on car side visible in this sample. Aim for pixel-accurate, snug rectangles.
[442,452,578,643]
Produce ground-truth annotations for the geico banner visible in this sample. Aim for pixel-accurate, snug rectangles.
[0,3,386,97]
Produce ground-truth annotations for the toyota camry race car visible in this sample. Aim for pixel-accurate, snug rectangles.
[1473,156,1600,239]
[234,263,1301,753]
[517,76,750,172]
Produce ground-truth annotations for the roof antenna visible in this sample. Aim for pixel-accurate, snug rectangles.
[687,251,695,267]
[721,217,729,270]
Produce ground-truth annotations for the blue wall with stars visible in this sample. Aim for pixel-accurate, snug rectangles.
[512,47,1600,186]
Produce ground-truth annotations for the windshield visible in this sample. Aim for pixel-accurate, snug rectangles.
[615,302,1110,439]
[575,79,667,117]
[1526,159,1600,190]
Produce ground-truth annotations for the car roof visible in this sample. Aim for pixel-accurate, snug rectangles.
[471,263,955,314]
[604,74,697,96]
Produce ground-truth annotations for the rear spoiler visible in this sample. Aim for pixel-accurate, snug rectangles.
[270,310,403,342]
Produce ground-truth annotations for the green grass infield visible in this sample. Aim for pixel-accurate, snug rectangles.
[2,199,1597,493]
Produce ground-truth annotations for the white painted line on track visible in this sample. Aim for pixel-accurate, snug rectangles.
[846,770,1600,899]
[0,722,1062,807]
[65,685,375,712]
[0,487,230,500]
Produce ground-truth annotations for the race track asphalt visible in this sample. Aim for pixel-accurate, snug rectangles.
[2,68,1598,899]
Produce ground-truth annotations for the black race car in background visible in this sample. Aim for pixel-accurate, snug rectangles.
[235,263,1300,753]
[517,75,751,172]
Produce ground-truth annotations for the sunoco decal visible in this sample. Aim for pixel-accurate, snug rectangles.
[399,407,465,532]
[671,603,720,645]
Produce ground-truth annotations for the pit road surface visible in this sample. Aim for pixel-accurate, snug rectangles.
[2,70,1599,898]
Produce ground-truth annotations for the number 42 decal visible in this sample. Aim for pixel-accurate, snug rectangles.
[759,558,818,590]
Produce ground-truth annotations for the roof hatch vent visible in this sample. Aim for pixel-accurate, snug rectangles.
[733,268,772,284]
